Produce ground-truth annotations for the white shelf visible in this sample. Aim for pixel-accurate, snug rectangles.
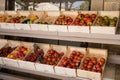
[0,29,120,45]
[0,65,90,80]
[0,63,116,80]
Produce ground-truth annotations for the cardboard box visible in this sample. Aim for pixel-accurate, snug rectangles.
[91,11,119,34]
[55,46,86,77]
[3,58,19,67]
[68,11,97,33]
[35,43,55,73]
[77,48,108,80]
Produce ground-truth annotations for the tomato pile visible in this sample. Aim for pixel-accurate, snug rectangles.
[59,51,84,69]
[42,49,64,66]
[82,56,105,73]
[25,49,44,62]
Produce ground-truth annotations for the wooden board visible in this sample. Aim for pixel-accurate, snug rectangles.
[91,0,104,10]
[104,2,120,11]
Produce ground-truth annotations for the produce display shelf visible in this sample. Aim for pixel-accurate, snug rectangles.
[0,29,120,45]
[0,63,117,80]
[0,65,89,80]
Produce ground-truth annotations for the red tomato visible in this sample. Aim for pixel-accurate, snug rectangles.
[52,58,56,62]
[63,61,68,66]
[88,61,93,66]
[98,61,104,66]
[54,52,58,58]
[60,52,64,56]
[83,63,87,68]
[95,64,101,69]
[85,57,91,61]
[92,60,97,65]
[77,52,80,56]
[47,57,51,61]
[72,51,76,55]
[87,65,93,69]
[91,57,97,61]
[69,54,74,60]
[80,54,84,58]
[84,60,89,64]
[100,57,105,63]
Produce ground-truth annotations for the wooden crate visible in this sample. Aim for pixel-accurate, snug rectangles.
[55,46,86,77]
[91,11,119,34]
[15,11,30,30]
[29,11,48,31]
[0,39,8,65]
[68,11,97,33]
[2,41,23,67]
[77,48,108,80]
[35,43,55,73]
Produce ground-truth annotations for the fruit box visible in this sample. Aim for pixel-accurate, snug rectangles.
[0,11,7,29]
[18,60,36,70]
[29,11,45,22]
[77,48,108,80]
[7,40,21,47]
[2,40,21,66]
[68,11,97,33]
[15,23,31,30]
[35,43,54,73]
[55,46,86,77]
[55,11,78,32]
[19,42,48,71]
[0,23,9,29]
[0,13,9,29]
[17,42,36,69]
[5,11,18,30]
[15,11,30,30]
[0,39,8,65]
[30,24,48,31]
[17,11,30,17]
[91,11,119,34]
[36,44,66,73]
[3,58,19,67]
[45,11,63,32]
[0,39,8,49]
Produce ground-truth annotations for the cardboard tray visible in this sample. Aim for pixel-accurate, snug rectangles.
[0,39,8,49]
[77,48,108,80]
[3,41,32,68]
[0,11,6,29]
[3,58,19,67]
[14,11,30,30]
[68,11,97,33]
[2,40,21,67]
[17,42,35,69]
[44,11,60,32]
[55,46,86,77]
[18,60,36,71]
[53,11,78,32]
[35,43,54,73]
[30,24,48,31]
[4,11,18,30]
[15,23,31,30]
[35,44,67,74]
[91,11,119,34]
